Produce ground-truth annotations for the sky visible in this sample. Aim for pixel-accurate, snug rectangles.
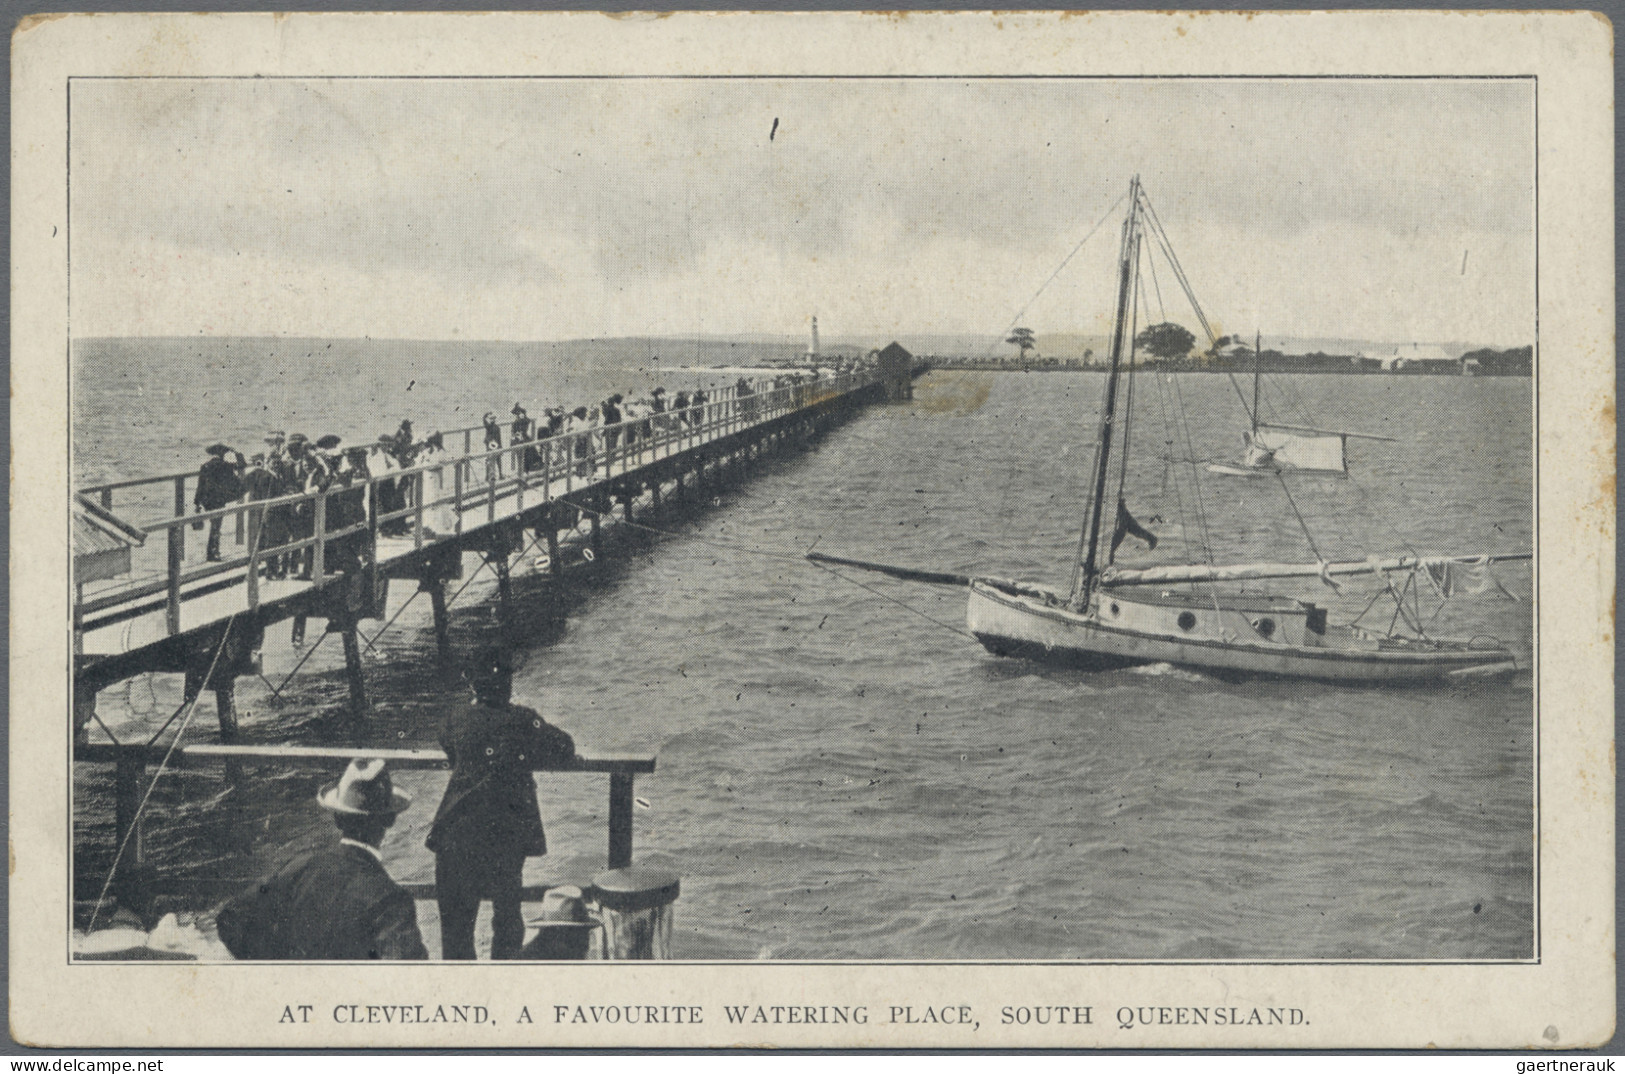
[69,78,1535,347]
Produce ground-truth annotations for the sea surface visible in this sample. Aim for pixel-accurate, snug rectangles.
[73,337,1535,961]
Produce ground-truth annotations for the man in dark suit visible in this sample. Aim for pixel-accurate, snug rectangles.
[194,444,245,562]
[216,759,427,961]
[427,647,575,960]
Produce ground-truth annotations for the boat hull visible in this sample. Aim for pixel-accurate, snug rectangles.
[966,580,1516,685]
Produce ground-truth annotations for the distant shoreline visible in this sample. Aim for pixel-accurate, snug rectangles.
[922,360,1531,377]
[921,345,1533,377]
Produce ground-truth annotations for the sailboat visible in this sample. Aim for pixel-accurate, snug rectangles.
[815,177,1528,685]
[1206,332,1394,478]
[962,177,1525,684]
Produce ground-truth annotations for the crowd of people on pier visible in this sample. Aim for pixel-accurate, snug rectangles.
[190,364,870,575]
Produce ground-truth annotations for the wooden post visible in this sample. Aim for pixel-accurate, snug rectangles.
[173,475,188,556]
[213,677,240,741]
[113,747,148,874]
[590,867,680,961]
[245,507,261,609]
[340,620,368,718]
[424,577,452,664]
[608,771,635,868]
[413,471,426,550]
[311,493,327,580]
[165,524,183,637]
[650,476,661,508]
[589,508,603,560]
[453,465,465,533]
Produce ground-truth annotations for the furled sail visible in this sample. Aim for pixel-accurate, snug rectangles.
[1098,552,1529,589]
[1246,424,1347,474]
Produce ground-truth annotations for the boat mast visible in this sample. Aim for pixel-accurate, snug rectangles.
[1069,176,1142,609]
[1251,330,1262,434]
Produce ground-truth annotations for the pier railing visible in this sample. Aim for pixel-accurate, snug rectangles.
[76,742,657,872]
[76,372,870,635]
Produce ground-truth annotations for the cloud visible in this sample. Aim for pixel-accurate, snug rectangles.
[69,77,1534,343]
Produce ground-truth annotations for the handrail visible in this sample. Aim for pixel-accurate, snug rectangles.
[77,374,857,498]
[79,742,656,869]
[76,372,876,633]
[74,741,654,773]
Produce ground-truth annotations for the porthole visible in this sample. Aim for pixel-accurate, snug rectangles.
[1176,611,1197,632]
[1253,617,1276,639]
[1108,602,1121,617]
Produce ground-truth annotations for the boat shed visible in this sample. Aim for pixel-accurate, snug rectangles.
[74,496,145,583]
[875,341,915,401]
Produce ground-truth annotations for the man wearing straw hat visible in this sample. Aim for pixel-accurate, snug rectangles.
[215,759,427,960]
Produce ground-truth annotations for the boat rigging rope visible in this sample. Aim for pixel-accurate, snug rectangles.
[806,559,977,641]
[1139,195,1218,347]
[1138,196,1259,423]
[1149,372,1199,564]
[87,611,239,933]
[1273,471,1328,566]
[1144,234,1168,325]
[983,191,1128,358]
[1170,374,1219,565]
[1109,248,1148,562]
[558,496,978,641]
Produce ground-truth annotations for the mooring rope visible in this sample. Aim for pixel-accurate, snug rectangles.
[87,612,238,933]
[262,632,328,703]
[558,497,977,641]
[360,585,423,653]
[807,560,977,641]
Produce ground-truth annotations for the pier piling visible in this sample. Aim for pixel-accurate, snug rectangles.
[212,680,239,741]
[337,618,369,718]
[422,576,453,663]
[112,748,149,900]
[74,688,97,745]
[545,525,563,578]
[488,546,515,621]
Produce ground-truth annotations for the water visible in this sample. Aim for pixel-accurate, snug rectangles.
[74,339,1535,961]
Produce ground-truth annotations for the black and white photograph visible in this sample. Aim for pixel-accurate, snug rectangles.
[11,11,1613,1050]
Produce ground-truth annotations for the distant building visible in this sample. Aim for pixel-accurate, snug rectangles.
[875,341,915,401]
[1357,342,1459,372]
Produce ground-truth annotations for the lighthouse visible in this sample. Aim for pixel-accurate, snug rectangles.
[807,315,820,358]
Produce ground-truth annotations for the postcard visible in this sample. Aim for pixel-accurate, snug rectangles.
[10,10,1614,1049]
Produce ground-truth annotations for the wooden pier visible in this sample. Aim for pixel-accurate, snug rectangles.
[75,368,903,738]
[72,354,923,945]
